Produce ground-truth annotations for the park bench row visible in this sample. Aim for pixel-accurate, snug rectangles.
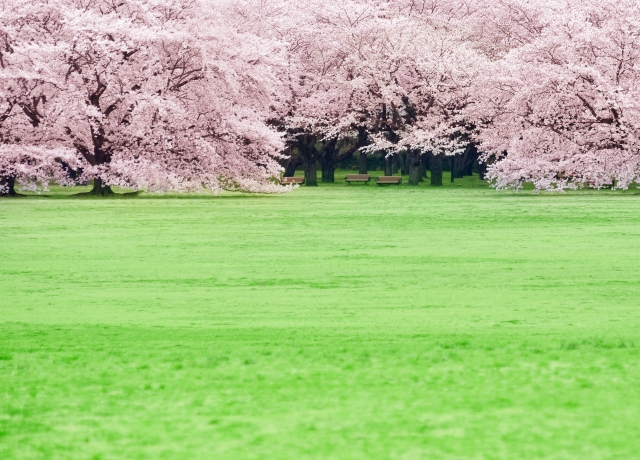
[281,174,401,185]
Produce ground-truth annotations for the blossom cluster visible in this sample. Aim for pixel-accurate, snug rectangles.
[251,0,640,190]
[0,0,289,193]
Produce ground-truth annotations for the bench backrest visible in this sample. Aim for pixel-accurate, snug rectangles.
[346,174,370,180]
[281,176,304,184]
[377,176,401,182]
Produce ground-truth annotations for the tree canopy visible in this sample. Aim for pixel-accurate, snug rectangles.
[2,0,639,193]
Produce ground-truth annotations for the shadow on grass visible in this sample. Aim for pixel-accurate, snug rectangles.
[14,170,640,199]
[21,187,283,200]
[70,190,141,199]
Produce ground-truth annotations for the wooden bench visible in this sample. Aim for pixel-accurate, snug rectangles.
[345,174,371,184]
[376,176,402,185]
[281,176,305,185]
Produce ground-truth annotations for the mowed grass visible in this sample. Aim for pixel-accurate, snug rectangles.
[1,172,640,459]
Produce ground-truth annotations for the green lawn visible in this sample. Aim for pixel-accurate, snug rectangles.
[1,173,640,459]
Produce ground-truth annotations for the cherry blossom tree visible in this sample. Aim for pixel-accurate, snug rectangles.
[1,0,291,196]
[4,0,640,194]
[304,1,487,185]
[471,0,640,191]
[231,0,395,184]
[232,0,492,186]
[0,0,78,196]
[56,0,290,195]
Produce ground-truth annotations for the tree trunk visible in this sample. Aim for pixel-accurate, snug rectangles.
[0,176,18,197]
[89,178,115,196]
[463,158,474,176]
[462,143,478,176]
[478,160,488,180]
[400,151,409,175]
[384,154,392,176]
[391,153,398,174]
[304,161,318,186]
[419,152,428,181]
[450,155,456,182]
[430,153,443,186]
[321,164,335,183]
[408,150,421,185]
[295,134,319,186]
[284,155,303,177]
[358,151,368,174]
[454,151,465,179]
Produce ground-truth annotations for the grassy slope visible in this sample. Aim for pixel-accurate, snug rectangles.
[1,172,639,459]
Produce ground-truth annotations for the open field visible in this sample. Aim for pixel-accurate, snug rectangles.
[1,173,640,459]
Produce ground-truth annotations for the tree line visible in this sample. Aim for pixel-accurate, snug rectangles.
[1,0,639,195]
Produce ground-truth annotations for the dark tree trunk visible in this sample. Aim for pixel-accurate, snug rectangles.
[318,138,337,183]
[0,176,18,197]
[284,155,303,177]
[430,153,443,186]
[466,144,479,176]
[478,160,488,180]
[319,129,367,182]
[304,161,318,186]
[463,159,474,176]
[458,143,478,177]
[384,154,393,176]
[454,151,466,179]
[321,165,335,183]
[358,151,368,174]
[419,152,428,181]
[391,153,399,174]
[450,155,456,182]
[294,134,320,186]
[400,151,409,175]
[89,178,115,196]
[73,137,116,196]
[408,150,421,185]
[284,165,297,178]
